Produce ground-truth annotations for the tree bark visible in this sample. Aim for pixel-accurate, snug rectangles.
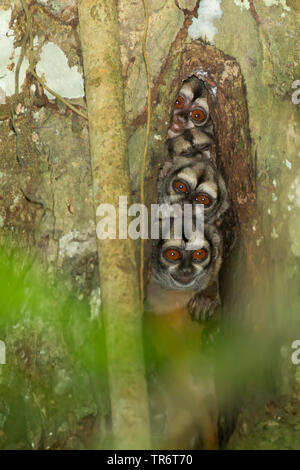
[77,0,150,449]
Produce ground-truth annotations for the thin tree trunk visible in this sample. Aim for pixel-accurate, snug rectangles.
[77,0,150,449]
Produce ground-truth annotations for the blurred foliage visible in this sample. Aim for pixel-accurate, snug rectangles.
[0,243,110,449]
[144,307,280,448]
[0,241,299,449]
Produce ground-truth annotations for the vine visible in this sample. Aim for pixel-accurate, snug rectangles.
[140,0,152,311]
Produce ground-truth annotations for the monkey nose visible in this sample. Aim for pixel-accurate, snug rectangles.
[182,267,192,275]
[170,118,184,133]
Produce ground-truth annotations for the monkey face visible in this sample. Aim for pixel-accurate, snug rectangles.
[158,157,229,224]
[159,240,211,290]
[168,76,210,139]
[151,222,222,292]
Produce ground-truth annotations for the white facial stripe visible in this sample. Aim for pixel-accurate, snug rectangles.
[162,239,184,250]
[169,266,181,274]
[180,87,194,101]
[196,182,218,199]
[193,97,209,113]
[176,168,197,189]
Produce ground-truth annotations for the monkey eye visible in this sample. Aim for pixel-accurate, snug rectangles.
[164,248,182,262]
[192,249,208,262]
[175,95,184,110]
[195,193,211,206]
[173,179,188,194]
[191,108,207,124]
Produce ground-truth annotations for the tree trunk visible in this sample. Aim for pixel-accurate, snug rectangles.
[77,0,150,449]
[0,0,299,450]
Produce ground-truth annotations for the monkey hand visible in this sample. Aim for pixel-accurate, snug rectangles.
[160,161,173,178]
[188,293,220,323]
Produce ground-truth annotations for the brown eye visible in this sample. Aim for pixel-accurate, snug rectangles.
[175,95,184,110]
[173,180,188,194]
[192,249,208,262]
[191,108,207,123]
[195,193,211,206]
[164,249,181,262]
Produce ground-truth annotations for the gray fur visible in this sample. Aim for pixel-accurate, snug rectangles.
[167,76,214,156]
[151,221,223,293]
[158,154,229,225]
